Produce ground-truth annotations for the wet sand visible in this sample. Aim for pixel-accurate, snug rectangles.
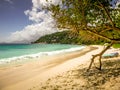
[0,45,119,90]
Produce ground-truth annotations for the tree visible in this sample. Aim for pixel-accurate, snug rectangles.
[46,0,120,70]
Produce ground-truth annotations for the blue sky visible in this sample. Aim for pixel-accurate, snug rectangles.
[0,0,59,43]
[0,0,32,38]
[0,0,119,43]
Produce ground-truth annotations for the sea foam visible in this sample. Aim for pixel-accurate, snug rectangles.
[0,46,85,64]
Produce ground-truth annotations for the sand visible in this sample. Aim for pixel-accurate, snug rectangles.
[0,45,119,90]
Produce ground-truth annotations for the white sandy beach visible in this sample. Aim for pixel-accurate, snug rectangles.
[0,45,120,90]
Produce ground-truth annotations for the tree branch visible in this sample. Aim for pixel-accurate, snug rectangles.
[97,0,115,27]
[86,28,120,43]
[87,41,114,71]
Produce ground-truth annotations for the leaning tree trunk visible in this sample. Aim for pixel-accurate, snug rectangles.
[87,41,114,71]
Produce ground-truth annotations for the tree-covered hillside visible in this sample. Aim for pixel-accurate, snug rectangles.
[34,31,105,45]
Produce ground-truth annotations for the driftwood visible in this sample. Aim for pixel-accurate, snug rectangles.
[87,42,114,71]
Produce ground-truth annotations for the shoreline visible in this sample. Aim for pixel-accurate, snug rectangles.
[37,50,120,90]
[0,45,119,90]
[0,45,85,66]
[0,45,96,90]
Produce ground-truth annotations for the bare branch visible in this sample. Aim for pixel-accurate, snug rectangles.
[87,41,114,71]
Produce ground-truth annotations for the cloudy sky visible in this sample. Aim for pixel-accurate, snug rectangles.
[0,0,119,43]
[0,0,60,43]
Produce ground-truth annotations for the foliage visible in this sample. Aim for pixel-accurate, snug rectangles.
[113,44,120,48]
[34,31,106,45]
[44,0,120,70]
[46,0,120,43]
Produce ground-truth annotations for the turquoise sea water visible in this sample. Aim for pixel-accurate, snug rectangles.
[0,44,85,64]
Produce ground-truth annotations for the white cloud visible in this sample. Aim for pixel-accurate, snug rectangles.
[7,21,58,43]
[24,0,61,23]
[0,37,4,43]
[4,0,61,43]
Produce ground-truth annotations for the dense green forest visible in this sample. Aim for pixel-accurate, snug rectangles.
[34,31,106,45]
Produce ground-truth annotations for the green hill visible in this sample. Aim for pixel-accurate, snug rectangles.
[34,31,79,44]
[34,31,105,45]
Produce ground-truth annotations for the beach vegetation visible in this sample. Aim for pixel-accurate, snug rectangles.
[113,44,120,48]
[44,0,120,70]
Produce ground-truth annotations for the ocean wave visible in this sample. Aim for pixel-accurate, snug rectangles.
[0,46,85,64]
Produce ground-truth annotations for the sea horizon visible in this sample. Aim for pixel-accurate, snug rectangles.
[0,43,85,64]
